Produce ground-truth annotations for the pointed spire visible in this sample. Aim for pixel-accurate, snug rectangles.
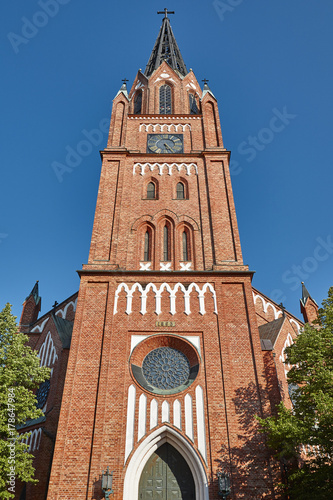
[144,10,188,78]
[300,282,317,307]
[201,79,216,100]
[300,282,319,324]
[26,280,41,305]
[115,78,129,99]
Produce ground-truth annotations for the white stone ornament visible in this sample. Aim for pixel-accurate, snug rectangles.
[160,262,172,271]
[180,262,192,271]
[140,262,151,271]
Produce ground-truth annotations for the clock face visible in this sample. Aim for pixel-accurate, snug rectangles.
[147,134,183,154]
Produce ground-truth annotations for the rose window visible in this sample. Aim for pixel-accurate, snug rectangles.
[142,347,190,390]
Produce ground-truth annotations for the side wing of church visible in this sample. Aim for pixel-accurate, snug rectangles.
[16,11,316,500]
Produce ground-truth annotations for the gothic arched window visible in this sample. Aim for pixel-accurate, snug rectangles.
[159,84,172,114]
[189,93,199,114]
[147,182,156,199]
[163,225,170,261]
[134,91,142,114]
[176,182,185,199]
[182,231,189,261]
[144,231,150,262]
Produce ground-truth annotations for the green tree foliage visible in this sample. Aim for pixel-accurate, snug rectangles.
[258,287,333,499]
[0,304,50,499]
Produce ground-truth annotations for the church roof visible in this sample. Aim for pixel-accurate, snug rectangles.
[144,10,188,78]
[258,317,285,348]
[52,315,73,349]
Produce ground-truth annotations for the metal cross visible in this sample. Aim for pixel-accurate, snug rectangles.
[279,302,286,317]
[122,78,129,84]
[157,8,175,19]
[202,78,209,84]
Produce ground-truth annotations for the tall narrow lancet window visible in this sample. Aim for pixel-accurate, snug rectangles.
[189,94,199,114]
[147,182,156,199]
[144,231,150,262]
[159,84,172,114]
[134,91,142,114]
[182,231,189,261]
[176,182,185,199]
[163,225,169,261]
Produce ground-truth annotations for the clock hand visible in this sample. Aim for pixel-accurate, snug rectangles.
[164,143,173,152]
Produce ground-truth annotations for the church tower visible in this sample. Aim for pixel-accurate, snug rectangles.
[47,11,277,499]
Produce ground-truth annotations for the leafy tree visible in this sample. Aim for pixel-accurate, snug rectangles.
[258,287,333,499]
[0,304,50,499]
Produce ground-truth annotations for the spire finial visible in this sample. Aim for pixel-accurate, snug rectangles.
[157,8,175,19]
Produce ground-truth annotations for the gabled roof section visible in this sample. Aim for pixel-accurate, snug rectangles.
[52,314,73,349]
[144,12,188,78]
[259,317,285,348]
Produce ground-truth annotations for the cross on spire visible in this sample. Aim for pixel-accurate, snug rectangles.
[157,8,175,19]
[122,78,129,84]
[202,79,209,84]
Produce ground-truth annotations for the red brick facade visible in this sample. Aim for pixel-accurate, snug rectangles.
[17,17,310,500]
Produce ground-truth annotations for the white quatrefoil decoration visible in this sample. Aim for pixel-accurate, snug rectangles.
[160,262,172,271]
[180,262,192,271]
[140,262,152,271]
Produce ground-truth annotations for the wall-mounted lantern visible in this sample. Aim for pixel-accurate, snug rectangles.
[102,467,113,499]
[217,471,231,499]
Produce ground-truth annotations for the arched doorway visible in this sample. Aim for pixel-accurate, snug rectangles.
[139,443,195,499]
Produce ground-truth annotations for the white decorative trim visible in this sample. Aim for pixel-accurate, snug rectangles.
[22,427,42,452]
[133,162,198,176]
[195,386,207,463]
[279,333,294,379]
[123,426,209,500]
[160,262,172,271]
[131,335,148,353]
[138,394,147,442]
[140,262,151,271]
[154,77,176,83]
[125,385,136,462]
[253,292,303,333]
[131,335,201,355]
[185,394,194,441]
[55,298,78,319]
[162,401,170,423]
[139,123,191,133]
[31,317,49,333]
[252,293,282,320]
[180,262,192,271]
[38,331,58,368]
[290,319,302,334]
[150,399,158,430]
[173,400,181,430]
[114,282,218,316]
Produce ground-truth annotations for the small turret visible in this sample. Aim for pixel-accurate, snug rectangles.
[300,282,318,324]
[19,281,41,332]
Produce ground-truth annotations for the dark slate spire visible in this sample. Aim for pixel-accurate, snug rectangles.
[301,282,318,307]
[144,9,188,78]
[26,280,41,305]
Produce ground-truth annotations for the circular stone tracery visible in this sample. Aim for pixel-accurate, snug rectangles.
[142,347,190,390]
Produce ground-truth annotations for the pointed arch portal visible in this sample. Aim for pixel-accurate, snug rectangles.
[123,426,209,500]
[139,443,195,499]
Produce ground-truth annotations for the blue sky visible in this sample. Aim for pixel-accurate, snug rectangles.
[1,0,332,320]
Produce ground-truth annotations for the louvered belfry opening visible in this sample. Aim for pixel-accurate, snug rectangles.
[144,16,188,77]
[160,84,172,114]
